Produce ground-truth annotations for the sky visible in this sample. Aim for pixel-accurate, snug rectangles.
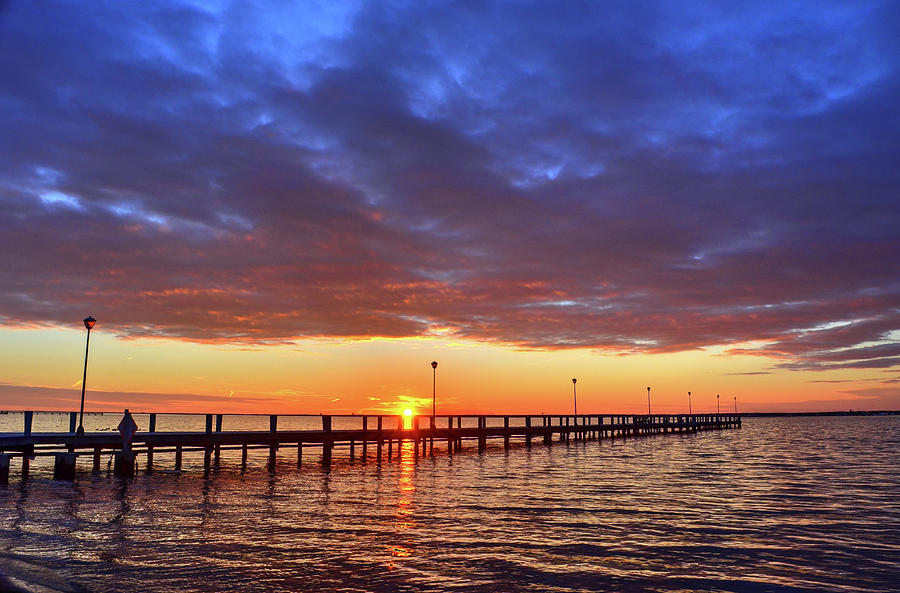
[1,1,898,416]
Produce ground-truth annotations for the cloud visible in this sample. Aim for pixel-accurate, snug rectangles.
[0,383,280,412]
[0,1,898,371]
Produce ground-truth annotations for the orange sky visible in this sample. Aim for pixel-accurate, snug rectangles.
[1,326,896,415]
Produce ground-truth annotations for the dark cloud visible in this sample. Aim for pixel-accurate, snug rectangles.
[0,1,898,370]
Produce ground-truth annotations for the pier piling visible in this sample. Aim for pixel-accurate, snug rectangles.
[53,453,76,481]
[0,454,9,485]
[114,451,135,478]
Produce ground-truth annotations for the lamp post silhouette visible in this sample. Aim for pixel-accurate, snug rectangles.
[733,395,737,414]
[76,316,96,437]
[572,378,577,416]
[431,361,438,419]
[717,393,720,414]
[688,391,692,415]
[647,386,651,416]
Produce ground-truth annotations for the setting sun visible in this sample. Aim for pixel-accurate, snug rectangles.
[403,408,413,416]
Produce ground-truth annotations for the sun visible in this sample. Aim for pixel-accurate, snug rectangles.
[403,408,413,416]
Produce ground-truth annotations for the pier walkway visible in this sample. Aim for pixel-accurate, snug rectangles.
[0,412,741,483]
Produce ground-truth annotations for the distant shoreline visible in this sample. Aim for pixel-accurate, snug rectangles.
[740,410,898,417]
[0,409,897,417]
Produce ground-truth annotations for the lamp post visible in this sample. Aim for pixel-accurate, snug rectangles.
[431,361,438,419]
[733,395,737,414]
[76,316,96,437]
[572,378,577,416]
[647,386,651,416]
[688,391,692,415]
[717,393,720,414]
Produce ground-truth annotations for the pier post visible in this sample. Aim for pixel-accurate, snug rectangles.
[0,454,9,485]
[478,416,486,452]
[362,417,368,458]
[54,453,77,481]
[205,414,213,433]
[21,447,32,480]
[147,413,156,472]
[377,416,383,461]
[241,444,248,471]
[92,447,102,472]
[175,446,182,471]
[214,414,223,467]
[447,417,454,454]
[525,416,532,447]
[321,415,332,467]
[296,443,302,467]
[69,412,77,434]
[429,415,435,455]
[267,444,277,471]
[24,411,33,435]
[114,451,135,478]
[504,417,510,450]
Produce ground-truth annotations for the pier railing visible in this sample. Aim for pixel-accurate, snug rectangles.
[0,412,741,483]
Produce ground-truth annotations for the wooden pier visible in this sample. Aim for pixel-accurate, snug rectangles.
[0,412,741,483]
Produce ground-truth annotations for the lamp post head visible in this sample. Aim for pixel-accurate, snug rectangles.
[431,361,438,369]
[647,386,651,392]
[83,316,96,330]
[572,378,576,384]
[688,391,691,396]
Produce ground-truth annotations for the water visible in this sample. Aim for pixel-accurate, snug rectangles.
[1,416,898,592]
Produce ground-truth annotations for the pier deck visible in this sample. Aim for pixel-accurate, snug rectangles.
[0,412,741,483]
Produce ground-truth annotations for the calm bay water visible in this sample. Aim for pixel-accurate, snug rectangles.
[1,415,898,592]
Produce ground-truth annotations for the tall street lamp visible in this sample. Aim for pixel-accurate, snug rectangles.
[431,361,438,419]
[734,395,737,414]
[717,393,720,414]
[76,316,96,437]
[572,378,577,416]
[647,386,651,416]
[688,391,692,415]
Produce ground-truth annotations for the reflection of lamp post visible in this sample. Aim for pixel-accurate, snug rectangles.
[647,386,651,416]
[688,391,692,415]
[76,316,96,436]
[717,394,720,414]
[572,378,577,416]
[431,361,438,418]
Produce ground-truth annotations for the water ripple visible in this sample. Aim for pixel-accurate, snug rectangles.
[0,416,898,592]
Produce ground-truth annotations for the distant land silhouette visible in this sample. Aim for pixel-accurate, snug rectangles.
[741,410,898,417]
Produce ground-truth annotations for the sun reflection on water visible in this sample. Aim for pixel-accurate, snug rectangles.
[389,440,417,561]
